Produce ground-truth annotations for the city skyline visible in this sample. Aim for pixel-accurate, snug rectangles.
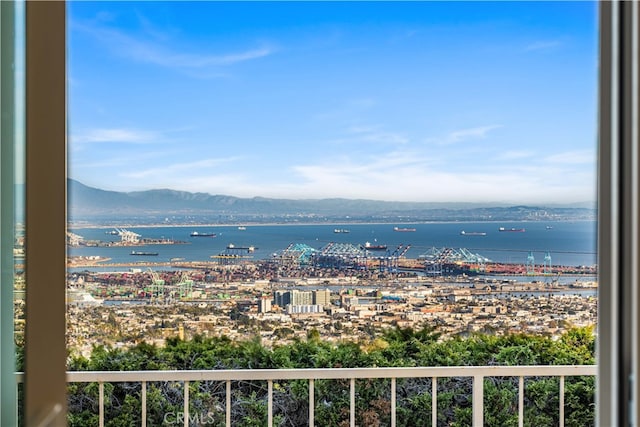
[69,1,598,205]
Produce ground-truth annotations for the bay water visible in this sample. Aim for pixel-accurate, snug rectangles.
[68,220,596,269]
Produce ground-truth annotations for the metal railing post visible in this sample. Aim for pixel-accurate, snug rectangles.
[432,376,437,426]
[141,381,146,427]
[43,365,595,426]
[268,379,273,427]
[391,377,396,427]
[309,378,315,427]
[350,378,355,427]
[473,375,483,427]
[183,381,189,427]
[559,376,565,427]
[518,376,524,427]
[226,380,231,427]
[99,382,104,427]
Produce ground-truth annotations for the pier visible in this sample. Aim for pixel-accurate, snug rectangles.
[67,256,597,277]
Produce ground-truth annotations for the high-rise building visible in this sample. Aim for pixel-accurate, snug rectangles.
[290,290,313,306]
[258,297,272,313]
[274,290,291,307]
[274,290,313,309]
[313,289,331,307]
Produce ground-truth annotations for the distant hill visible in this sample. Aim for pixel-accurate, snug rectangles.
[67,179,596,224]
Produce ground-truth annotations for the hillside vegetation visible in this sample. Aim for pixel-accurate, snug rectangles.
[60,326,596,427]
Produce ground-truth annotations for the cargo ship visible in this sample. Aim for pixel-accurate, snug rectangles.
[227,243,256,253]
[498,227,526,232]
[190,231,217,237]
[130,251,159,256]
[362,241,387,251]
[394,227,416,232]
[460,231,487,236]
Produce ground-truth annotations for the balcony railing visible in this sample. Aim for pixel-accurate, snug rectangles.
[17,365,596,427]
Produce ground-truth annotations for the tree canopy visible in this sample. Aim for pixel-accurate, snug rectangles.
[64,326,595,427]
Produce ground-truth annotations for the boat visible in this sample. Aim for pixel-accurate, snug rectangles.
[394,227,416,232]
[227,244,256,253]
[498,227,526,232]
[105,230,119,235]
[460,231,487,236]
[237,226,247,231]
[130,251,158,256]
[546,226,553,230]
[334,228,350,233]
[190,231,217,237]
[362,241,387,251]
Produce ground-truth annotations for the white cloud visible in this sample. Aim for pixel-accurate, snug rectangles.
[73,21,275,72]
[78,138,597,204]
[280,157,595,203]
[525,40,562,52]
[293,151,424,179]
[72,128,159,144]
[335,126,408,145]
[247,146,594,203]
[135,12,172,42]
[142,46,274,68]
[136,173,254,196]
[545,150,595,165]
[436,125,503,145]
[87,152,596,204]
[497,150,535,161]
[121,157,241,179]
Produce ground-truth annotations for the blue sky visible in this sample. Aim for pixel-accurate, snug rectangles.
[68,1,598,204]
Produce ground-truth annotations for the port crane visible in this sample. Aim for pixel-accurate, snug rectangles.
[175,272,194,299]
[312,243,363,269]
[146,268,165,303]
[418,247,491,276]
[377,244,412,272]
[115,228,141,244]
[526,252,536,275]
[543,251,553,275]
[273,243,316,267]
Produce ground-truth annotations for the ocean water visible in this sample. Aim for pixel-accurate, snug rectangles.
[68,221,597,268]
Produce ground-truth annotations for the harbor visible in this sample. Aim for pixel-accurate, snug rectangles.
[48,221,601,357]
[66,221,597,267]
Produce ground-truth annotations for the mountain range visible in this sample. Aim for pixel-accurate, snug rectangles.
[67,179,596,224]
